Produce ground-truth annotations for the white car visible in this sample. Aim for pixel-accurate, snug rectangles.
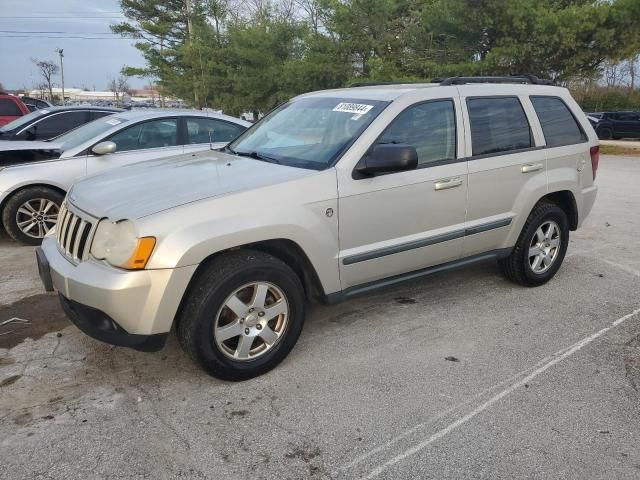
[0,110,250,244]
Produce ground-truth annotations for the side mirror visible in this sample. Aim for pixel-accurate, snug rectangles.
[91,141,117,155]
[355,144,418,177]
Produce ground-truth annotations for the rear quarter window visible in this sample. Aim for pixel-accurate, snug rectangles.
[531,96,586,147]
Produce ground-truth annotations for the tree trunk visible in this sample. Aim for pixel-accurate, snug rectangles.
[185,0,199,107]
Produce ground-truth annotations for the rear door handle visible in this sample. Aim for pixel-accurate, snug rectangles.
[434,177,463,191]
[521,163,543,173]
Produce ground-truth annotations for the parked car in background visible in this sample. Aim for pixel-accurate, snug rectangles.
[0,106,122,141]
[36,76,599,380]
[20,96,53,112]
[0,110,250,244]
[587,111,640,139]
[0,94,29,127]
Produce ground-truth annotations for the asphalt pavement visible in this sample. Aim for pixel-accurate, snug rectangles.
[1,154,639,480]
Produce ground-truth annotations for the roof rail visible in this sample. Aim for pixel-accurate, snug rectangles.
[347,81,430,88]
[439,75,554,86]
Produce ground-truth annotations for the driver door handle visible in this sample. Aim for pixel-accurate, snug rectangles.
[521,163,543,173]
[434,177,463,191]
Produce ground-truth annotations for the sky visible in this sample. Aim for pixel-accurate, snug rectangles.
[0,0,147,91]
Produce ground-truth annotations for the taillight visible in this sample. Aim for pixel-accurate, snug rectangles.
[590,145,599,180]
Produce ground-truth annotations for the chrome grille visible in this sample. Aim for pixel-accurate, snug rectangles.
[56,203,94,262]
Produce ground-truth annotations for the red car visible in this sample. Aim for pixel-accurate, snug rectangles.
[0,94,30,127]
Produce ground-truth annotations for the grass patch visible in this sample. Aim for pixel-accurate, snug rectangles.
[600,145,640,156]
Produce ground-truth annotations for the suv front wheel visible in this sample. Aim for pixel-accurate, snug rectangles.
[177,250,305,381]
[499,202,569,287]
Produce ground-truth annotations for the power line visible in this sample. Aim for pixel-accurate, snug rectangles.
[0,30,121,35]
[0,35,133,40]
[0,15,125,19]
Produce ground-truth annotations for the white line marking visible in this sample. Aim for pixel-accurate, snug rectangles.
[601,259,640,277]
[340,349,571,472]
[362,307,640,479]
[565,244,613,258]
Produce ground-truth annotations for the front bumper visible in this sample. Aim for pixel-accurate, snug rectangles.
[58,294,168,352]
[37,237,197,346]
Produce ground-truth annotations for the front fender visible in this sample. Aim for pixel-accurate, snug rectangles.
[141,171,341,295]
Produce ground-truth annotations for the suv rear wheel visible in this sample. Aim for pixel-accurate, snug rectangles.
[177,250,305,380]
[2,186,63,246]
[499,203,569,287]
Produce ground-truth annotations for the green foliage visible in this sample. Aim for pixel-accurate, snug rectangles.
[114,0,640,114]
[574,87,640,112]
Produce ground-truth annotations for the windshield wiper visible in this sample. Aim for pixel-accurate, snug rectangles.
[222,144,237,155]
[233,150,281,164]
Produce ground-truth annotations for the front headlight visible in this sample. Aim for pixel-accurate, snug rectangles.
[90,219,155,270]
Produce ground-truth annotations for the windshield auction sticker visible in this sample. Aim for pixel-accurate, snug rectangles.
[105,118,122,126]
[333,102,374,116]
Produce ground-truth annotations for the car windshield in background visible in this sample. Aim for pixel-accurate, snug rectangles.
[56,116,128,152]
[0,109,48,132]
[228,97,389,170]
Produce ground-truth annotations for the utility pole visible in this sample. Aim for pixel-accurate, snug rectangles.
[55,48,65,105]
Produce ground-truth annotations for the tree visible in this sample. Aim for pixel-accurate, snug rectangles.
[35,83,48,99]
[111,0,640,111]
[108,76,131,105]
[31,58,59,101]
[408,0,640,81]
[112,0,226,108]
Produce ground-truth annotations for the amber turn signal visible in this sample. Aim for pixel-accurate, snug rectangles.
[124,237,156,270]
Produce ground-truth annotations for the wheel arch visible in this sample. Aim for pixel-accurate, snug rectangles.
[539,190,579,231]
[173,238,327,332]
[0,182,67,213]
[0,183,67,230]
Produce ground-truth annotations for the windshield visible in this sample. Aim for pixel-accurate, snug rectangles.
[55,116,128,151]
[228,97,389,170]
[0,109,48,132]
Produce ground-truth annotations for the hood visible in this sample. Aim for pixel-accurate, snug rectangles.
[0,140,62,167]
[69,150,319,219]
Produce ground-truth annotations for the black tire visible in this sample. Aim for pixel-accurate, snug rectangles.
[1,186,64,246]
[597,127,613,140]
[177,249,305,381]
[499,202,569,287]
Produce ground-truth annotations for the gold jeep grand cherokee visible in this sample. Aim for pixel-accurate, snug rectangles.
[36,76,599,380]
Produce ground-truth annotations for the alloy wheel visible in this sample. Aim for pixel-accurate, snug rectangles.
[15,198,59,239]
[528,220,561,274]
[214,282,289,361]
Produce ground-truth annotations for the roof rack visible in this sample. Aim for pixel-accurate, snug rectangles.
[346,74,554,88]
[347,81,429,88]
[439,74,554,86]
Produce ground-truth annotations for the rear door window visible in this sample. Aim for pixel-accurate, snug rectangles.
[186,117,245,144]
[531,96,586,147]
[467,97,532,156]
